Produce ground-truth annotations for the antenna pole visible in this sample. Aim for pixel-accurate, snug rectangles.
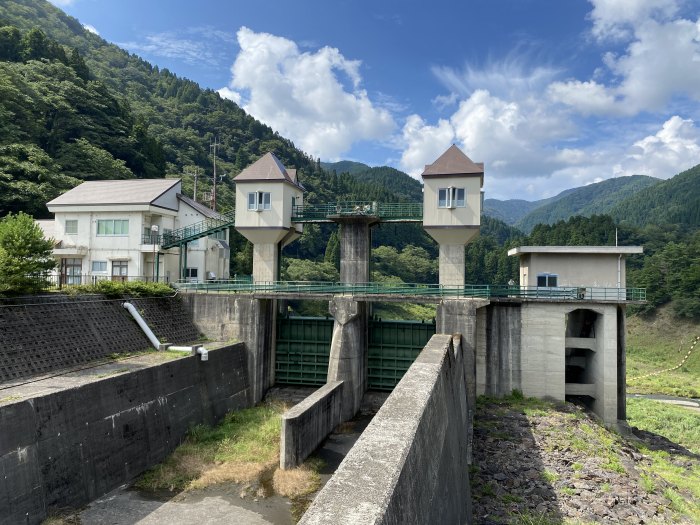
[210,138,219,211]
[193,167,199,202]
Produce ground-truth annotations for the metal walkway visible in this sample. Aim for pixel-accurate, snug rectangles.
[174,279,646,303]
[161,209,235,249]
[291,202,423,223]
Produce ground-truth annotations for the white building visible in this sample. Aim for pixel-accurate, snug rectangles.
[42,179,230,284]
[234,152,304,282]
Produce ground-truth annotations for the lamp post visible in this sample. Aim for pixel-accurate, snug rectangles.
[151,224,159,282]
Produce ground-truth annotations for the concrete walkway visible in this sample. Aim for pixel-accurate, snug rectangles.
[628,393,700,413]
[80,486,291,525]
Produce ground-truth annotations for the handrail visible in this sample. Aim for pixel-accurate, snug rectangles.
[171,280,646,302]
[291,202,423,222]
[161,209,236,248]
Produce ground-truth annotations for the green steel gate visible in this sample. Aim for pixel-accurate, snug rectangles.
[275,316,435,390]
[368,319,436,391]
[275,316,334,385]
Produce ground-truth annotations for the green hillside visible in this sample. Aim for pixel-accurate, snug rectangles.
[610,164,700,230]
[483,198,542,225]
[516,175,660,233]
[321,160,370,175]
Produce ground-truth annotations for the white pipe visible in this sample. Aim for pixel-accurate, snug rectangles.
[123,302,161,350]
[167,345,208,361]
[197,348,208,361]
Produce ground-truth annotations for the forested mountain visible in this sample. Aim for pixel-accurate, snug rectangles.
[321,160,370,175]
[610,164,700,231]
[483,198,545,225]
[1,0,697,320]
[516,175,660,233]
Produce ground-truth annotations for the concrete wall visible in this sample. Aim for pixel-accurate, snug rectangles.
[519,253,626,288]
[483,304,522,396]
[300,334,473,525]
[180,294,275,404]
[0,296,201,384]
[0,344,250,525]
[327,298,367,421]
[280,381,343,470]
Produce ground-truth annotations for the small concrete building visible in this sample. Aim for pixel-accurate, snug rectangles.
[234,152,304,282]
[421,144,483,287]
[473,245,644,424]
[44,179,229,283]
[508,245,643,289]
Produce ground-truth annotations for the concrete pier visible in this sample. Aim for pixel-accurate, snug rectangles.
[336,217,376,283]
[327,297,368,421]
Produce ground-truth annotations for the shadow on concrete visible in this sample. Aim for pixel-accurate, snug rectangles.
[471,399,564,525]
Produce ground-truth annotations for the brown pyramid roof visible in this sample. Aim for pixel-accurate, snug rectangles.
[421,144,484,177]
[234,152,303,189]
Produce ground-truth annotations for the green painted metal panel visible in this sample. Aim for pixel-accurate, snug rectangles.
[275,316,334,386]
[368,319,436,391]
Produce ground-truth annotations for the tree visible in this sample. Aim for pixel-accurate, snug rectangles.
[0,212,56,295]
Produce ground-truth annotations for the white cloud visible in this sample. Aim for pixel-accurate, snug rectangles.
[614,116,700,177]
[399,115,454,176]
[223,27,394,159]
[119,33,221,66]
[553,6,700,116]
[216,87,241,105]
[548,80,618,115]
[82,24,99,36]
[588,0,680,40]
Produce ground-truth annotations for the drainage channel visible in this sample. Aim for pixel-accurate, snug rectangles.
[77,388,388,525]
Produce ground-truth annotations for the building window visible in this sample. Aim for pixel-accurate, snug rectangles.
[65,219,78,235]
[91,260,107,273]
[97,219,129,236]
[247,191,271,211]
[537,273,558,287]
[437,187,466,208]
[60,258,82,285]
[111,261,128,281]
[185,267,198,282]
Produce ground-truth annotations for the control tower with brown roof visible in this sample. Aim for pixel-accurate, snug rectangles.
[421,144,484,286]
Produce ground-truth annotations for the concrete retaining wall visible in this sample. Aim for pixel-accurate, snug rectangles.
[299,334,473,525]
[280,380,343,469]
[0,344,250,525]
[180,294,275,404]
[0,295,200,383]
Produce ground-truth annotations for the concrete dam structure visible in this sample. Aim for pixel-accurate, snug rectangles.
[1,145,645,524]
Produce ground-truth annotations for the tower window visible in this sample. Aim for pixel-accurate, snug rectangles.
[437,187,466,208]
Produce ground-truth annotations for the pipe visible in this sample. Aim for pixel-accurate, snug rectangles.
[122,302,208,360]
[122,302,162,350]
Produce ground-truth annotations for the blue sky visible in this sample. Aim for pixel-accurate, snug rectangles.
[51,0,700,200]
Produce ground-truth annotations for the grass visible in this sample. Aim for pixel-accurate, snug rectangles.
[134,400,324,522]
[626,305,700,397]
[136,402,284,491]
[627,398,700,453]
[627,397,700,523]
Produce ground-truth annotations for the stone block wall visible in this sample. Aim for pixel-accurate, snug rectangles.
[0,295,200,384]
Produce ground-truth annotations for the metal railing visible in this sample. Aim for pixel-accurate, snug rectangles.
[161,209,236,249]
[25,274,172,290]
[173,280,646,302]
[291,202,423,222]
